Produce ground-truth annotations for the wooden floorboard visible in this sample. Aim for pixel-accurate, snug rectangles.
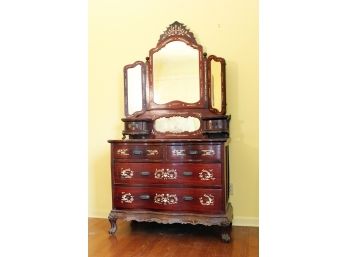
[88,218,259,257]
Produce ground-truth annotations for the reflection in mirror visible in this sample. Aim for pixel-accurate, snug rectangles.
[154,116,200,133]
[126,64,143,115]
[211,60,222,112]
[153,41,200,104]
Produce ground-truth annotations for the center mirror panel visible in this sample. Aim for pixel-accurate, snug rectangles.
[152,41,200,105]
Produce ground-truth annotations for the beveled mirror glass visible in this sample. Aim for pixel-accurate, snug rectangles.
[153,41,200,104]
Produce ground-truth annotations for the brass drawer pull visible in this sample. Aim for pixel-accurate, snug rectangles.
[183,196,193,201]
[188,150,199,155]
[139,194,150,200]
[183,171,193,176]
[140,171,150,176]
[132,149,144,155]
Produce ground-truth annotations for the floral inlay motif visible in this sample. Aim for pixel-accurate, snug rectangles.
[117,149,129,156]
[146,149,159,156]
[154,169,177,180]
[120,168,134,179]
[201,149,215,156]
[199,169,216,181]
[120,192,134,203]
[199,194,214,206]
[172,149,185,156]
[154,193,178,205]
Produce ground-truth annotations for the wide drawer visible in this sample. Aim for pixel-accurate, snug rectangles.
[112,144,163,160]
[167,144,221,162]
[113,186,223,213]
[113,163,222,186]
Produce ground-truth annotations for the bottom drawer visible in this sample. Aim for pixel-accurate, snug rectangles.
[113,186,223,214]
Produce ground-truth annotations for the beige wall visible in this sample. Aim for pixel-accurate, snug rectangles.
[89,0,258,225]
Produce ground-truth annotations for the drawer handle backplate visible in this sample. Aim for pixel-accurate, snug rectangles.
[132,149,144,155]
[140,171,150,176]
[183,171,193,176]
[183,196,193,201]
[139,194,150,200]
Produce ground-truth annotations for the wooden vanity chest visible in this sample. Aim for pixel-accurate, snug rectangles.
[108,22,233,242]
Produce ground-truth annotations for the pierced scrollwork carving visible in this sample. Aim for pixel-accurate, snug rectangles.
[120,168,134,179]
[154,193,178,205]
[120,192,134,203]
[201,149,215,156]
[199,169,216,181]
[199,194,215,206]
[154,168,177,180]
[158,21,197,45]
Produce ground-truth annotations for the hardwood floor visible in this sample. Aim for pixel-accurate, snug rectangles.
[89,218,258,257]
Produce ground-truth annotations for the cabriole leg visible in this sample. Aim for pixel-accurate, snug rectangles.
[108,211,118,235]
[221,222,232,243]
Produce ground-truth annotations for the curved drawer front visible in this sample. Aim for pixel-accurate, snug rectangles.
[113,144,163,160]
[167,144,221,162]
[114,163,222,186]
[114,187,223,213]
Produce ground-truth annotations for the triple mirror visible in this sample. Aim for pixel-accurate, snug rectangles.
[122,21,229,139]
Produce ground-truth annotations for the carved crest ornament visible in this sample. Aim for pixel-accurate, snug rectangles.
[158,21,197,45]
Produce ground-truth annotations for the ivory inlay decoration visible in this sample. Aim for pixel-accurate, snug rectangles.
[199,169,216,181]
[201,149,215,156]
[146,149,159,156]
[155,116,200,133]
[199,194,214,206]
[172,149,185,156]
[120,192,134,203]
[154,193,178,205]
[117,149,129,156]
[154,169,178,180]
[120,168,134,179]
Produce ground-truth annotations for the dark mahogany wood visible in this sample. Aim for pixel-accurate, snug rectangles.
[113,162,222,186]
[109,22,232,242]
[148,21,205,110]
[113,186,223,213]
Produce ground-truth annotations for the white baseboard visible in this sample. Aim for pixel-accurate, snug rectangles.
[232,216,259,227]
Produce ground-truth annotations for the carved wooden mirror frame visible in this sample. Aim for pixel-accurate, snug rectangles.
[121,21,230,139]
[147,21,205,110]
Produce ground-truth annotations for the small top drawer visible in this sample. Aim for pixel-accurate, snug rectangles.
[113,144,163,160]
[167,144,221,162]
